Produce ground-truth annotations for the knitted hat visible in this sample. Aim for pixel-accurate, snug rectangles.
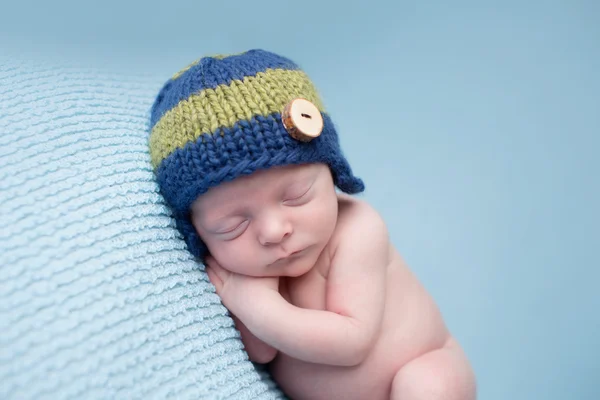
[149,49,364,258]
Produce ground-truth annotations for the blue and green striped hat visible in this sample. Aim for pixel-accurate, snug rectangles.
[149,49,364,258]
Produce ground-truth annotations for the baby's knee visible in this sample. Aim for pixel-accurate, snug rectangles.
[391,369,470,400]
[390,340,476,400]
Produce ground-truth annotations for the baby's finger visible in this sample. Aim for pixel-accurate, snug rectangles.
[205,267,223,292]
[204,255,216,267]
[205,255,223,271]
[207,257,228,276]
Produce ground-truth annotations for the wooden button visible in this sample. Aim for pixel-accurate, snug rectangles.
[282,98,323,142]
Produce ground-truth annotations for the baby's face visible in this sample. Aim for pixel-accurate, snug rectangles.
[191,163,339,277]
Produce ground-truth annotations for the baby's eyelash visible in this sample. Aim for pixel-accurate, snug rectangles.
[284,186,312,203]
[217,220,248,234]
[287,190,308,200]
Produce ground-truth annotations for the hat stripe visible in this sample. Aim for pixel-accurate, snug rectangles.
[150,50,299,128]
[171,59,200,81]
[149,68,325,169]
[171,53,248,80]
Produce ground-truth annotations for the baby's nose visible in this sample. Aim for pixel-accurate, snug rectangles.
[257,214,293,246]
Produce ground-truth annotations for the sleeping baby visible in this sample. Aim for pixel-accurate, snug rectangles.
[148,49,476,400]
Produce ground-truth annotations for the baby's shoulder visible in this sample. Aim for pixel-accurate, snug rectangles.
[324,194,391,271]
[336,193,384,223]
[332,194,389,245]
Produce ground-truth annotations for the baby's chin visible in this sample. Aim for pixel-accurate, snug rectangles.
[244,264,314,279]
[245,270,309,279]
[271,264,314,278]
[215,256,315,278]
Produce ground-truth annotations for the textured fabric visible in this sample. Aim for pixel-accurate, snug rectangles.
[0,56,284,400]
[151,49,300,126]
[149,68,321,167]
[148,49,364,258]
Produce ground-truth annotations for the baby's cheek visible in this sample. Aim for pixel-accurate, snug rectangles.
[214,240,255,274]
[305,200,337,230]
[203,240,233,268]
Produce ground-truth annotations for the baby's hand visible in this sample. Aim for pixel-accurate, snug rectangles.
[204,255,279,321]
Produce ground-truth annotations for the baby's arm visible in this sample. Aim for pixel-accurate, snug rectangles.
[231,314,278,364]
[242,202,389,366]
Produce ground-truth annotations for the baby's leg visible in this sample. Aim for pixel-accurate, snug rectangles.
[390,337,476,400]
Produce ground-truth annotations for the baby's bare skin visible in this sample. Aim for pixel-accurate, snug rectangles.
[192,164,476,400]
[272,197,474,399]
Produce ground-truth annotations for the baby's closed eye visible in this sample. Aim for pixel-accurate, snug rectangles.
[214,219,249,239]
[283,184,313,206]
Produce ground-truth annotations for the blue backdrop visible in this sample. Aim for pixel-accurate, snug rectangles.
[2,1,598,398]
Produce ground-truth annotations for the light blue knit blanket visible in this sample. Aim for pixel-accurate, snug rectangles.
[0,56,284,399]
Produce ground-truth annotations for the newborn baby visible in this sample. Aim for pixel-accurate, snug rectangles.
[149,49,476,400]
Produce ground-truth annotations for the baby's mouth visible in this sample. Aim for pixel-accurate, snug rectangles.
[269,247,307,266]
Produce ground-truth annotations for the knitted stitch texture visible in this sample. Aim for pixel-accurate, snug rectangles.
[149,49,364,258]
[0,55,284,400]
